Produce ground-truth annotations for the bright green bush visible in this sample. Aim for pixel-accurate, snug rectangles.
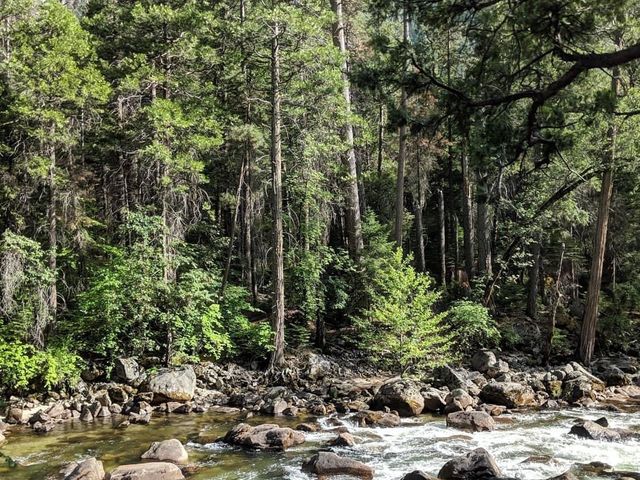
[0,341,81,393]
[355,215,453,373]
[446,300,501,355]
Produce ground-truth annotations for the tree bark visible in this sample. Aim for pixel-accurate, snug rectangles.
[414,147,426,271]
[544,242,565,366]
[330,0,363,258]
[376,103,385,175]
[461,148,474,279]
[47,126,57,344]
[476,172,492,275]
[526,242,541,319]
[579,37,621,366]
[394,7,409,248]
[268,20,286,371]
[438,188,447,286]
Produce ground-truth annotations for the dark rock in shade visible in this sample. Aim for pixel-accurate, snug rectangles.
[546,473,578,480]
[422,388,446,413]
[141,439,188,464]
[444,389,474,414]
[222,423,305,451]
[61,457,105,480]
[480,381,536,408]
[372,379,424,416]
[446,411,496,432]
[142,366,196,403]
[601,366,631,387]
[109,462,185,480]
[353,410,401,427]
[33,421,55,433]
[438,448,503,480]
[302,452,374,479]
[401,471,438,480]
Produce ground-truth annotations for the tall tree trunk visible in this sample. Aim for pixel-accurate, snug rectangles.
[376,103,385,175]
[221,160,246,295]
[461,148,474,279]
[394,7,409,248]
[330,0,363,258]
[438,188,447,286]
[527,242,542,319]
[47,127,57,344]
[414,147,426,271]
[544,242,565,366]
[268,20,286,371]
[476,172,492,275]
[579,41,620,366]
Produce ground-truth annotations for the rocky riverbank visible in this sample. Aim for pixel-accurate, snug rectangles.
[2,349,640,478]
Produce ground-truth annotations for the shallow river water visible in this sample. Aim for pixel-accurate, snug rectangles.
[1,408,639,479]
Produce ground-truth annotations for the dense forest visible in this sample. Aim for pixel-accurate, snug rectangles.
[2,0,640,394]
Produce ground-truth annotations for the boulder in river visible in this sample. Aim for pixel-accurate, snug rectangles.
[353,410,401,427]
[438,448,503,480]
[61,457,105,480]
[446,411,496,432]
[401,471,438,480]
[223,423,305,451]
[372,379,424,416]
[330,432,356,447]
[109,462,184,480]
[546,473,578,480]
[569,420,635,442]
[142,366,196,403]
[444,389,474,413]
[141,439,188,464]
[480,381,536,408]
[302,452,374,479]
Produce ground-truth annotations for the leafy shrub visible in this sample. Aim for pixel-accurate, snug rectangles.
[0,341,81,393]
[446,300,500,355]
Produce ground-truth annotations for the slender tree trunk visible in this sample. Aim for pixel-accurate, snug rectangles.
[476,173,492,275]
[461,148,474,279]
[414,148,426,271]
[438,189,447,286]
[527,242,542,319]
[268,20,286,371]
[579,42,620,366]
[394,7,409,248]
[330,0,363,258]
[47,127,57,339]
[544,242,565,366]
[377,103,385,175]
[221,160,246,295]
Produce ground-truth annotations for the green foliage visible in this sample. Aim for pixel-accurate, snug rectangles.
[355,215,453,373]
[71,211,269,365]
[0,340,81,393]
[446,301,501,355]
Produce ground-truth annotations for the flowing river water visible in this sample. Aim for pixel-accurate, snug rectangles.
[1,408,639,479]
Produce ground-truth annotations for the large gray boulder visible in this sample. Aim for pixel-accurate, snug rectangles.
[422,388,446,413]
[302,452,374,479]
[109,462,184,480]
[401,471,437,480]
[446,411,495,432]
[61,457,105,480]
[372,380,424,416]
[141,439,188,464]
[222,423,305,451]
[438,448,503,480]
[113,358,142,384]
[480,381,536,408]
[143,366,196,403]
[471,350,498,373]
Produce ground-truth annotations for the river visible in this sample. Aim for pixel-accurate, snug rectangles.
[1,408,639,479]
